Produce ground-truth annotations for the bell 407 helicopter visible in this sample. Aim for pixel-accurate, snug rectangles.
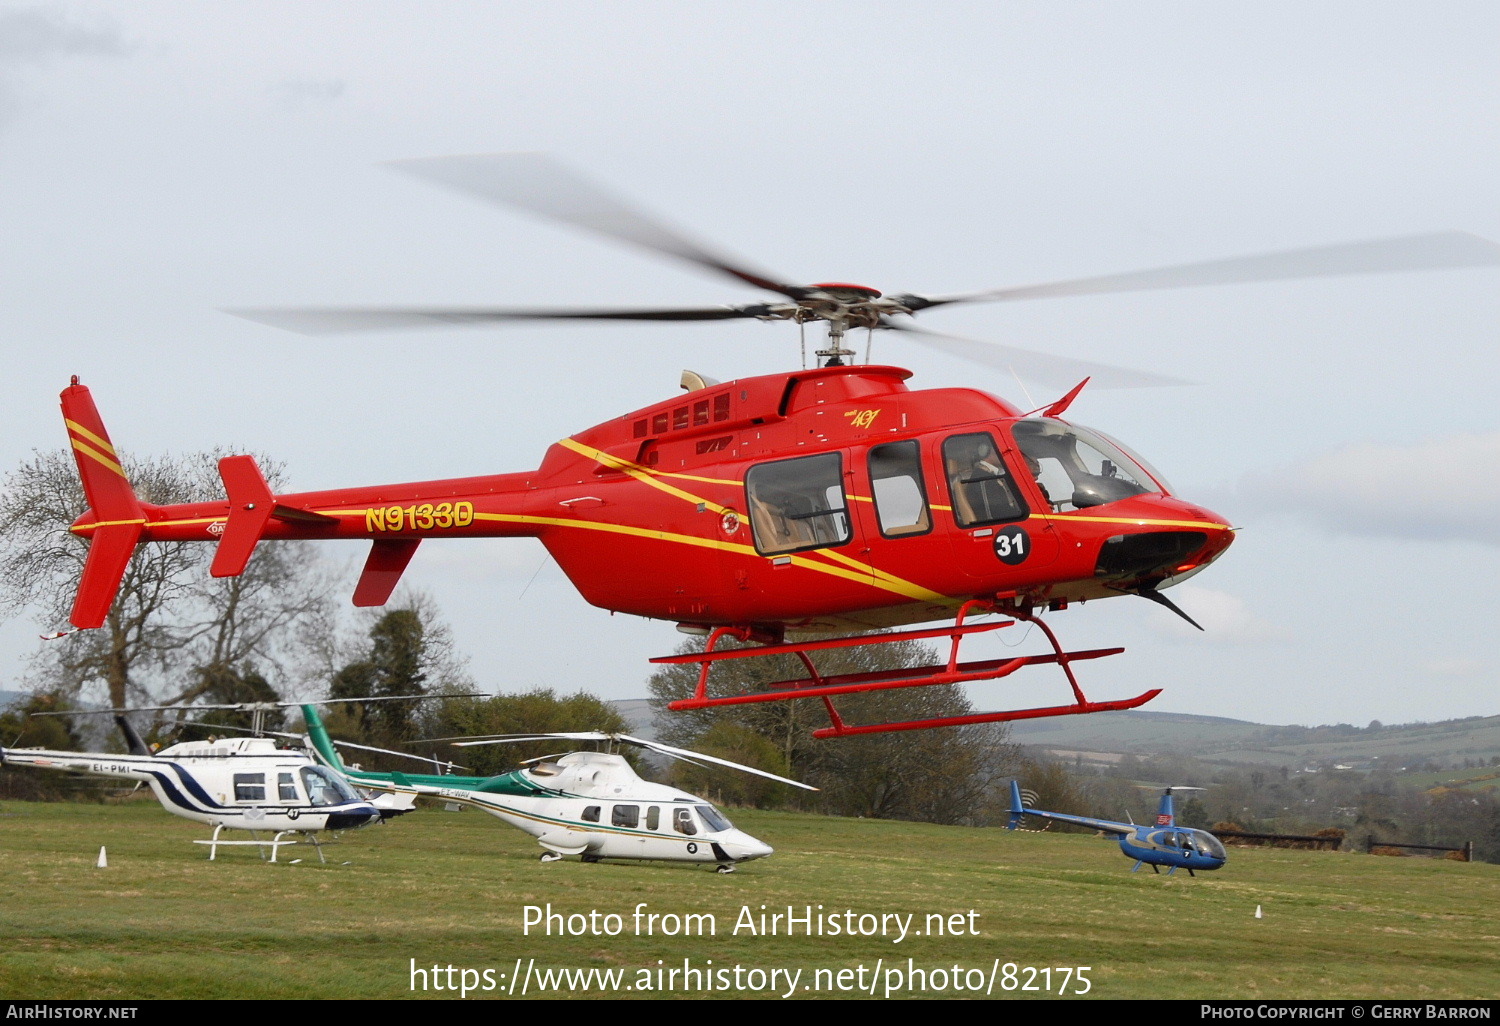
[1007,780,1226,876]
[298,705,811,872]
[54,156,1500,737]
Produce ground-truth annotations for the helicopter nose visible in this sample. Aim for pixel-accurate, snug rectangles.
[725,833,774,861]
[324,805,383,830]
[1092,497,1234,582]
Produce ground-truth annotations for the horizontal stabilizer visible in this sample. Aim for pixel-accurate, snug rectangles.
[212,456,275,578]
[212,455,338,578]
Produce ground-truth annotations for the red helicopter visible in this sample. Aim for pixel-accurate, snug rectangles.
[57,156,1500,737]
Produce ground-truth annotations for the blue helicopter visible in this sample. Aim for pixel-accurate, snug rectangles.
[1007,781,1227,876]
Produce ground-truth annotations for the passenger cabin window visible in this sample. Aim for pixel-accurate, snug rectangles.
[581,805,601,823]
[646,806,660,830]
[869,440,931,537]
[233,773,266,801]
[943,433,1026,527]
[673,808,698,836]
[612,805,640,828]
[746,452,851,555]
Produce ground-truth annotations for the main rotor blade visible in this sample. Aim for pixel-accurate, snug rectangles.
[621,734,819,791]
[909,232,1500,309]
[330,738,471,771]
[880,318,1188,390]
[442,730,817,790]
[445,732,617,747]
[386,153,806,300]
[226,304,767,335]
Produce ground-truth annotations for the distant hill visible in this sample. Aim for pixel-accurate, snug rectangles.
[1009,708,1500,774]
[619,699,1500,777]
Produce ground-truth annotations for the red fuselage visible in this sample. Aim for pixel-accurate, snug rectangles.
[70,365,1233,632]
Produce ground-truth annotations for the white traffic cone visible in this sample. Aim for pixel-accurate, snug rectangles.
[96,846,108,869]
[1255,905,1262,919]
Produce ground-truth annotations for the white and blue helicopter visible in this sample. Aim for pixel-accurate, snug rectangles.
[1007,780,1227,876]
[0,698,442,862]
[301,705,815,873]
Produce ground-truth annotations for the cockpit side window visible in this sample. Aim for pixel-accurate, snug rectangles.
[942,433,1027,527]
[869,440,932,538]
[746,452,851,555]
[673,808,698,836]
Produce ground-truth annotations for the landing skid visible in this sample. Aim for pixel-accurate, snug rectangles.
[193,824,328,863]
[660,601,1159,737]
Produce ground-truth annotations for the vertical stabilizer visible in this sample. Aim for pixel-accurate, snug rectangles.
[1007,780,1026,831]
[1155,789,1176,828]
[113,715,152,756]
[61,379,147,629]
[300,704,345,771]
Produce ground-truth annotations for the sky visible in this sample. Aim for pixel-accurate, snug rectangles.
[1,1,1497,729]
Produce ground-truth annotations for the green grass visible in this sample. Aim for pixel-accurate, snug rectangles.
[1,798,1496,1000]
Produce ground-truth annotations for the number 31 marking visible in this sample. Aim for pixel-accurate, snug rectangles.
[994,525,1029,565]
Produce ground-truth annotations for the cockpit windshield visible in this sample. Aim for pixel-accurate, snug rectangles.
[1190,831,1227,859]
[1011,419,1165,511]
[300,766,361,806]
[695,804,732,832]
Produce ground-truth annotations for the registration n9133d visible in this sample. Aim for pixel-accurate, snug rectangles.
[365,501,475,532]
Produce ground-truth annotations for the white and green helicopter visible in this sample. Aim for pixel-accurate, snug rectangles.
[301,705,813,873]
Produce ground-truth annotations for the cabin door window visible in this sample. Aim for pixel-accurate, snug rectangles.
[232,773,265,801]
[942,432,1027,526]
[868,440,932,537]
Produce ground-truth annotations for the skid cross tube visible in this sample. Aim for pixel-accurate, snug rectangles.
[662,600,1158,736]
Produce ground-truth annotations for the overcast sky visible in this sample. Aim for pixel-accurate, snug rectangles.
[2,1,1497,728]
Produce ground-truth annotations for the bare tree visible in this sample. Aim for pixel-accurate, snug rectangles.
[0,448,333,710]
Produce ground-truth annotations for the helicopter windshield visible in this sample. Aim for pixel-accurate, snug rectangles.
[695,804,732,832]
[1011,419,1164,512]
[1190,831,1227,859]
[300,766,361,807]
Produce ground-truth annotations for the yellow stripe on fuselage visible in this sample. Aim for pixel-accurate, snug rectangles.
[1050,513,1232,532]
[555,438,954,604]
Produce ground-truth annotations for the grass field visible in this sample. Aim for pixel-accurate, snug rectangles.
[1,797,1496,1001]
